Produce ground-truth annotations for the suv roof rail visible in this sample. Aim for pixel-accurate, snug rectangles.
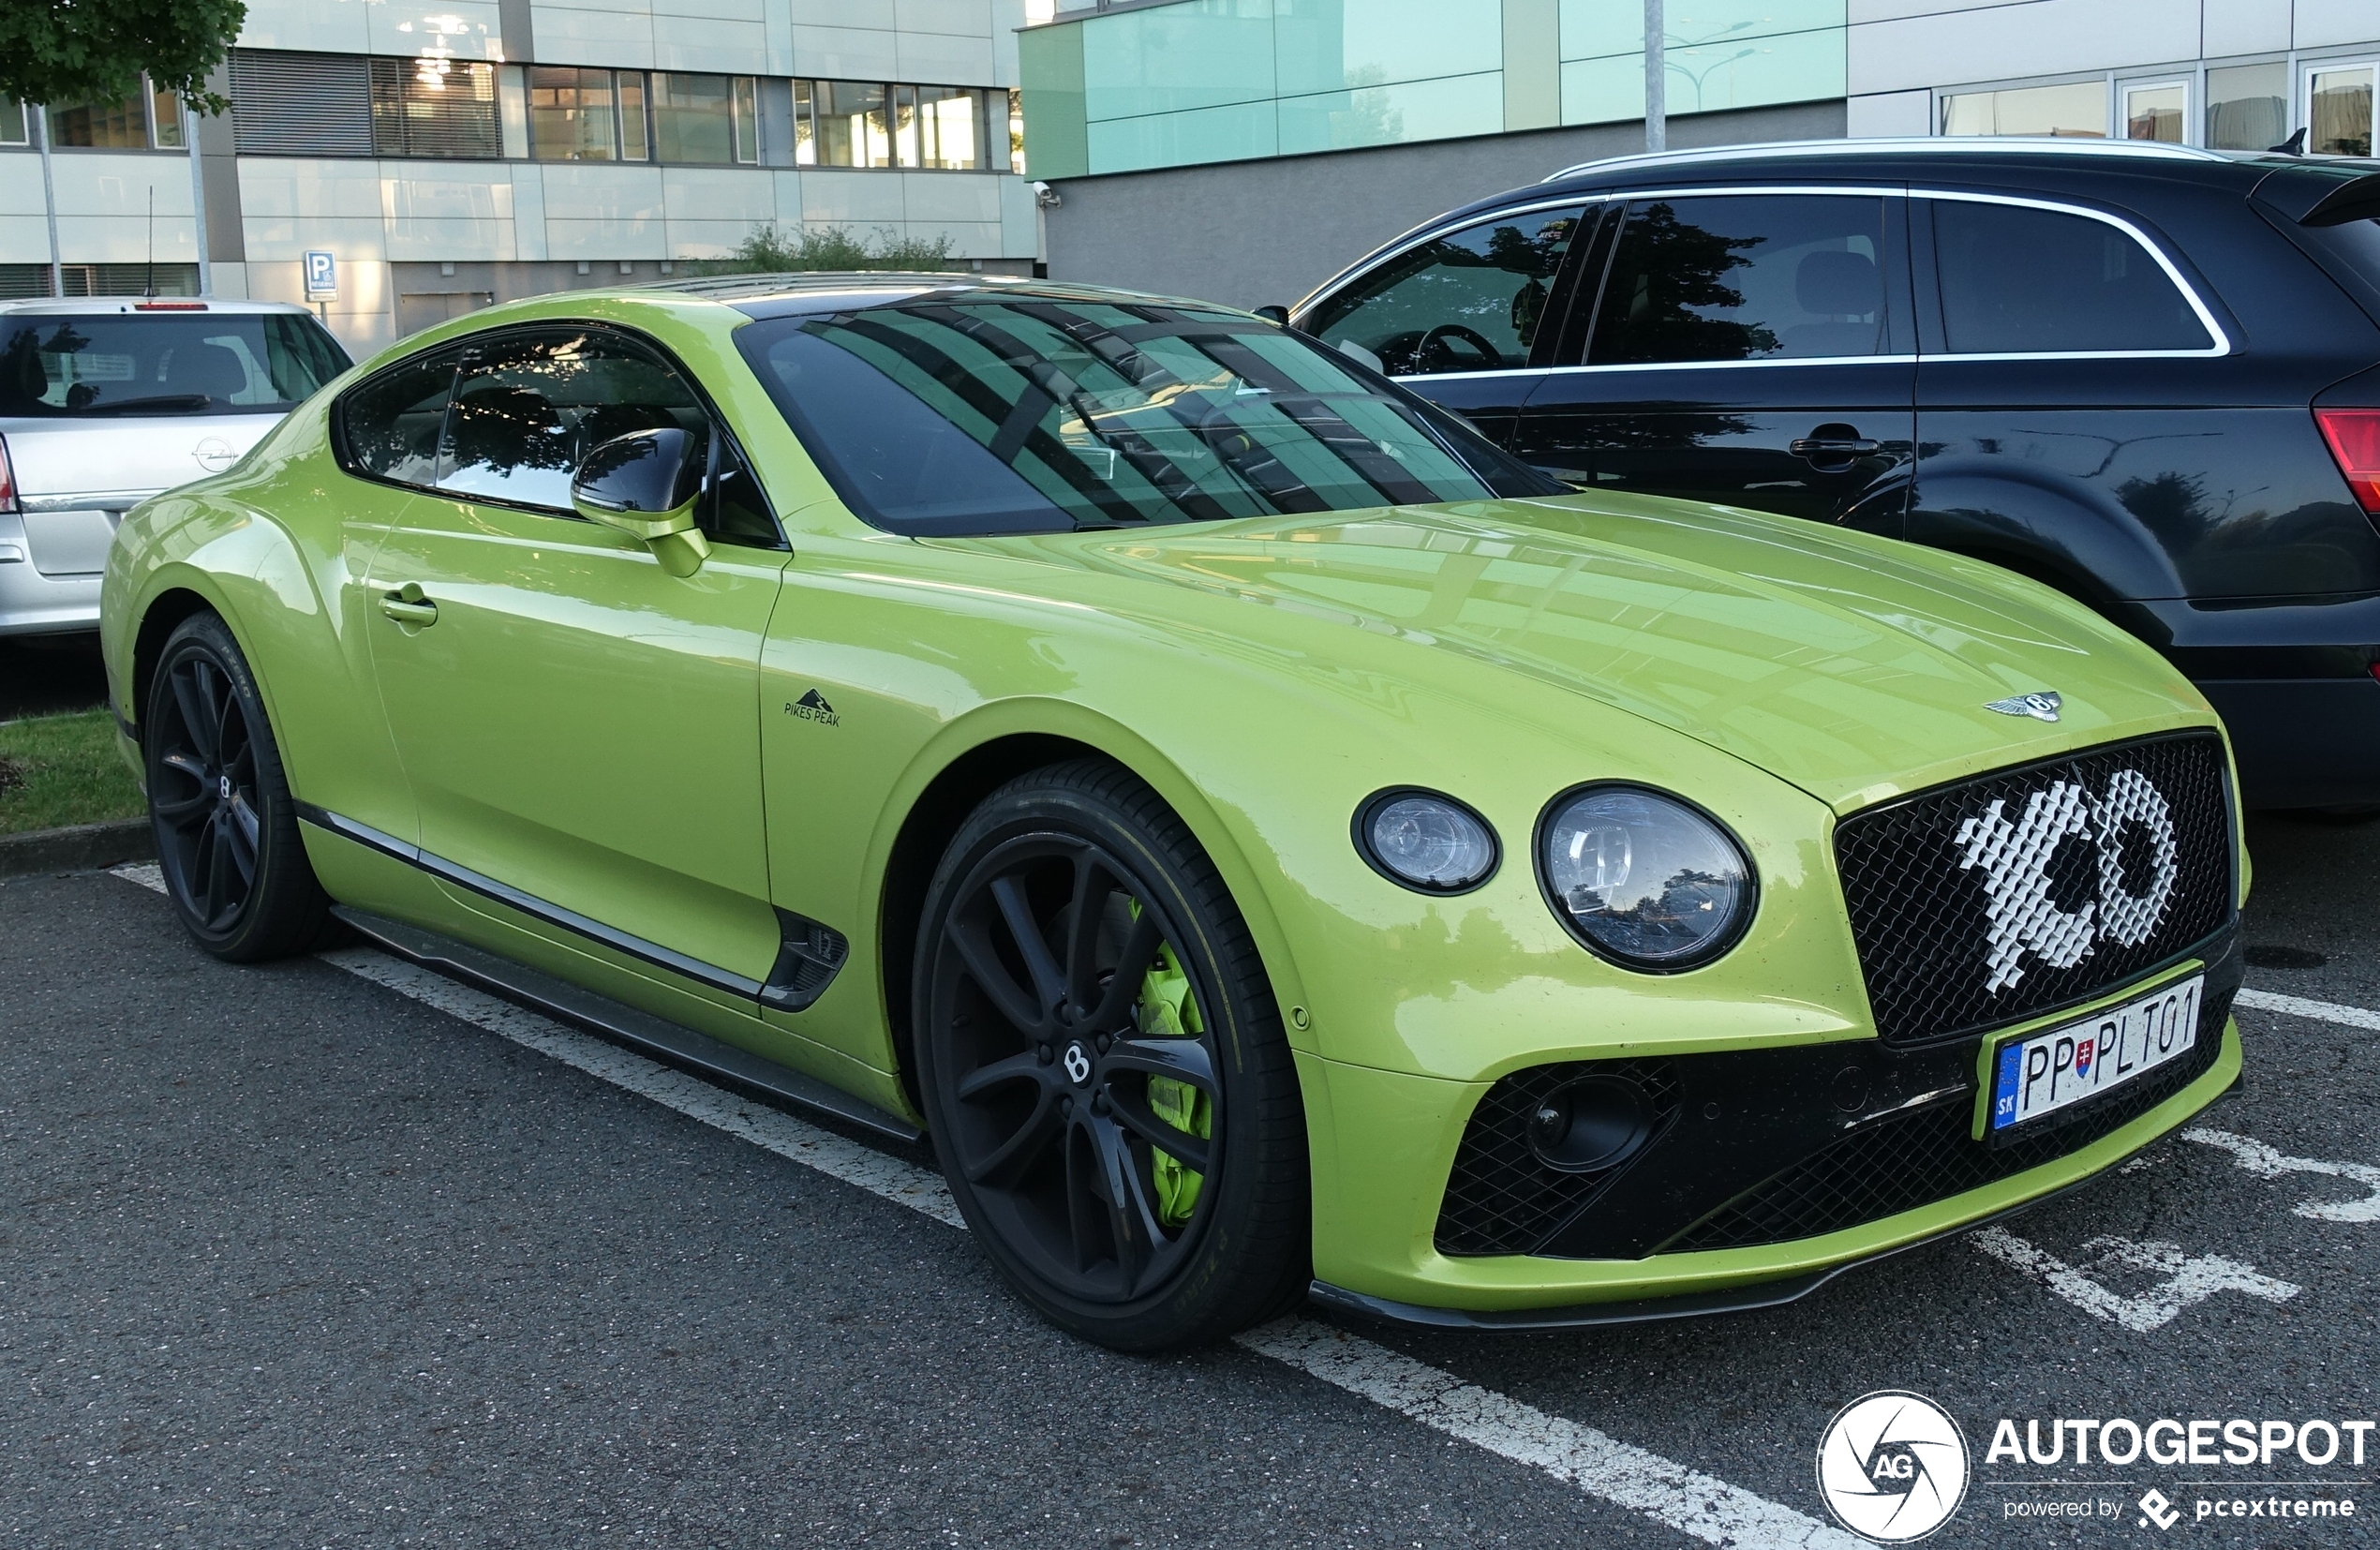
[1542,136,2233,183]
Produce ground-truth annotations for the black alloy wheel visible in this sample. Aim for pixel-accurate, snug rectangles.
[916,761,1308,1350]
[143,612,334,961]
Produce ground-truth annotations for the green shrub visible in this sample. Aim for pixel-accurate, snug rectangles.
[681,223,958,276]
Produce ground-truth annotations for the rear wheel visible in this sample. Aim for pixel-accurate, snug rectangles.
[915,760,1309,1350]
[144,612,334,961]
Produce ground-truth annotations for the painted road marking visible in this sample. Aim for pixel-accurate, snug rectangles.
[2182,1129,2380,1224]
[1971,1228,2300,1332]
[2234,986,2380,1033]
[104,863,1857,1550]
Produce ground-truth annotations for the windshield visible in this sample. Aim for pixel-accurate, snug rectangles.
[2292,214,2380,325]
[0,312,352,418]
[736,295,1559,535]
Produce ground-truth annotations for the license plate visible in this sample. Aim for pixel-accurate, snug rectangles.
[1988,974,2202,1135]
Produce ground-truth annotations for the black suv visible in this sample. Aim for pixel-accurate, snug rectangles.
[1287,140,2380,810]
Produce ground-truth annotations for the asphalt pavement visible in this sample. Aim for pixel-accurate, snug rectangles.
[2,812,2376,1548]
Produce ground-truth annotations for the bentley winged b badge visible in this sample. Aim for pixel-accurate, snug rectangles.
[1984,691,2062,723]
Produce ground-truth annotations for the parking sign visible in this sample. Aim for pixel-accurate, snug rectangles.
[304,250,337,300]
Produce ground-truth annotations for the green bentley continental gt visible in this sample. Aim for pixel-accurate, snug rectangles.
[99,276,2245,1349]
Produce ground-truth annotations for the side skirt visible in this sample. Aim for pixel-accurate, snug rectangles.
[333,905,923,1144]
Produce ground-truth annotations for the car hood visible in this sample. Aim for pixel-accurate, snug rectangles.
[935,492,2215,813]
[0,412,286,499]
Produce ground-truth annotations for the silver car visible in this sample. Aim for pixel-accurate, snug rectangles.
[0,298,351,635]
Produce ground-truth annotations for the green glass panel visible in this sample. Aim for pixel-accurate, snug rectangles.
[1082,0,1277,123]
[1019,22,1089,180]
[1272,0,1503,97]
[1561,26,1842,124]
[1560,0,1843,61]
[1088,99,1279,173]
[1276,70,1503,154]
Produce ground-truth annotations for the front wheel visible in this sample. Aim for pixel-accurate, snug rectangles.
[143,611,335,961]
[914,761,1310,1350]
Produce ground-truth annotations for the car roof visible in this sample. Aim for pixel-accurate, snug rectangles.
[644,270,1253,321]
[1538,135,2265,186]
[0,297,321,319]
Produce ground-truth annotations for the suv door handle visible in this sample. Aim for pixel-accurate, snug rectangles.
[1789,434,1882,460]
[380,582,438,627]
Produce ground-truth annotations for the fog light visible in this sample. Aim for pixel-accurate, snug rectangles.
[1524,1074,1654,1173]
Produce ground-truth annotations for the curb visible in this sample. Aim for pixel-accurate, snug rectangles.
[0,817,155,879]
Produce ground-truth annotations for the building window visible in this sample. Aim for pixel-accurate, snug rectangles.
[2206,62,2287,150]
[651,73,758,164]
[1940,81,2107,139]
[798,81,891,167]
[150,85,186,147]
[2123,82,2186,143]
[529,66,647,161]
[797,81,993,169]
[0,97,27,146]
[370,57,501,158]
[48,89,158,149]
[1008,87,1025,175]
[2311,63,2375,158]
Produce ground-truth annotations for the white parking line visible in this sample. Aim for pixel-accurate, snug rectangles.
[1971,1227,2300,1332]
[2182,1129,2380,1224]
[104,863,1856,1550]
[2234,986,2380,1032]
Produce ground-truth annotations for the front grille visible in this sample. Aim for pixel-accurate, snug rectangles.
[1835,732,2233,1048]
[1664,983,2234,1253]
[1435,1060,1679,1257]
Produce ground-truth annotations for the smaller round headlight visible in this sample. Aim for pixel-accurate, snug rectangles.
[1355,789,1499,894]
[1539,786,1753,969]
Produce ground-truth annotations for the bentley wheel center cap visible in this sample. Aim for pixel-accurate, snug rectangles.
[1062,1041,1093,1086]
[218,775,233,800]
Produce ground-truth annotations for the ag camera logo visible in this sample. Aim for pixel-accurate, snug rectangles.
[1817,1391,1971,1543]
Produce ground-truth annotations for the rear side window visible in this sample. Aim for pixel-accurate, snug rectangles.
[1302,205,1585,376]
[0,310,352,417]
[1931,201,2213,354]
[1588,194,1890,365]
[337,346,459,489]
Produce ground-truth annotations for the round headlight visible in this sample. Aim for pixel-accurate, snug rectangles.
[1355,789,1499,894]
[1538,786,1754,969]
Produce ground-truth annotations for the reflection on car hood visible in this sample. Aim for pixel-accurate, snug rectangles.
[952,492,2215,813]
[0,413,286,500]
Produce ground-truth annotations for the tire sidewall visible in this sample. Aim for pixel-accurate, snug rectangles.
[145,614,303,959]
[915,775,1289,1348]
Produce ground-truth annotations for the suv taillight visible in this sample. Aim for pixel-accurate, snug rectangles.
[2315,408,2380,514]
[0,434,15,514]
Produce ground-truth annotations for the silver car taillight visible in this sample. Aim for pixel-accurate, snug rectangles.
[0,433,16,514]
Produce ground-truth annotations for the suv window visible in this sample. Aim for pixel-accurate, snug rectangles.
[0,310,351,417]
[1588,194,1889,365]
[337,346,460,489]
[1932,200,2213,354]
[1302,206,1585,377]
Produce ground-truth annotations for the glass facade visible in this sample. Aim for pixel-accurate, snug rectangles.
[1022,0,1849,177]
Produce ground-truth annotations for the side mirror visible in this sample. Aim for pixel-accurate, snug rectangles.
[1252,304,1290,327]
[572,427,711,578]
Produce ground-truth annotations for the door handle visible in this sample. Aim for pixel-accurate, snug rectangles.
[1789,435,1882,460]
[380,582,438,627]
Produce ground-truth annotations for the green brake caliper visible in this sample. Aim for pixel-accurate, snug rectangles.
[1136,936,1212,1229]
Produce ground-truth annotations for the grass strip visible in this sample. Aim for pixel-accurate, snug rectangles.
[0,708,144,836]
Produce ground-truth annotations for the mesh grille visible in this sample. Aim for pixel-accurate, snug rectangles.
[1665,984,2233,1253]
[1435,1060,1679,1257]
[1835,733,2232,1048]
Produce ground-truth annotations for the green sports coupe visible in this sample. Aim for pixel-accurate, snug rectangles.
[99,276,2246,1350]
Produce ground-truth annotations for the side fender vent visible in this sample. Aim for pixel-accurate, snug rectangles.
[760,911,849,1013]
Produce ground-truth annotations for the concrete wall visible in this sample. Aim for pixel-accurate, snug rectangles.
[1042,99,1848,311]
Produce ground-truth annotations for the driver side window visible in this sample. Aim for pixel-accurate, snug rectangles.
[1302,205,1585,378]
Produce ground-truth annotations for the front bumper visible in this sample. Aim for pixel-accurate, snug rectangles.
[1302,938,2243,1316]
